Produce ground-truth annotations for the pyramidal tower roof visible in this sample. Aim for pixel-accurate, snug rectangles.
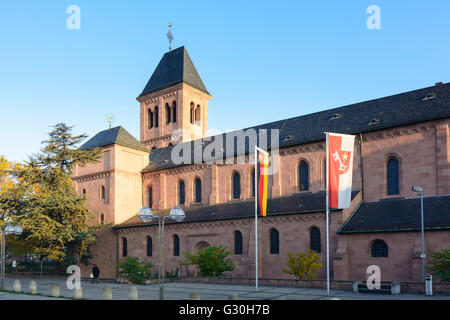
[80,126,149,152]
[138,46,209,99]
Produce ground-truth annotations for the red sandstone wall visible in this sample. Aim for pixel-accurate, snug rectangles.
[141,120,449,210]
[80,227,117,279]
[334,230,450,281]
[114,211,345,280]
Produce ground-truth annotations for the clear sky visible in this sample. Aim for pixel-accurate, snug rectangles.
[1,1,449,162]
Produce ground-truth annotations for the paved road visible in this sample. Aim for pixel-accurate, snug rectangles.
[1,277,449,300]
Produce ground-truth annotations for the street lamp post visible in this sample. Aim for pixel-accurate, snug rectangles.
[412,186,425,282]
[0,225,23,290]
[138,206,185,300]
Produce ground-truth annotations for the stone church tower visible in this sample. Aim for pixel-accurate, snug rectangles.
[73,46,211,225]
[137,46,212,150]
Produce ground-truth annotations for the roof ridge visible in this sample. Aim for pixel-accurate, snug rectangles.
[138,46,209,98]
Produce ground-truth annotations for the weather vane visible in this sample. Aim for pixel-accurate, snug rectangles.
[167,22,173,51]
[106,113,114,129]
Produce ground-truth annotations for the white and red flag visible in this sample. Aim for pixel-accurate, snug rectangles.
[327,133,355,209]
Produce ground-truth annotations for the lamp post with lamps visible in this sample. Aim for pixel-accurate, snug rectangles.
[1,224,23,290]
[138,206,185,300]
[412,186,425,282]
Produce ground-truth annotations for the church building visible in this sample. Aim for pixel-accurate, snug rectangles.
[73,46,450,282]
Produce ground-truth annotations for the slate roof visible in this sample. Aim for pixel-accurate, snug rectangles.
[114,190,360,228]
[80,126,149,152]
[143,82,450,173]
[138,46,209,98]
[338,195,450,234]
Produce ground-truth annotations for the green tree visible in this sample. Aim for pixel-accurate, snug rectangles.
[0,123,102,265]
[282,250,323,280]
[426,249,450,282]
[182,245,236,277]
[117,257,153,284]
[0,156,21,224]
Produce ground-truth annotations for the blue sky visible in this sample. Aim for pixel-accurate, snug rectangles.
[1,1,449,162]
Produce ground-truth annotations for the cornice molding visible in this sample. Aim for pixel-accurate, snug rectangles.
[72,170,112,182]
[362,124,433,142]
[142,134,172,145]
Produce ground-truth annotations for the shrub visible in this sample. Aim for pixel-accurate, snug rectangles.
[427,249,450,282]
[282,250,323,280]
[182,245,236,277]
[117,257,153,284]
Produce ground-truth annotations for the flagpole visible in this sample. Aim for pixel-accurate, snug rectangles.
[254,146,258,292]
[325,133,330,296]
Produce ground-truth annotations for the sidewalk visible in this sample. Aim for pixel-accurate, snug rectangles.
[1,277,449,300]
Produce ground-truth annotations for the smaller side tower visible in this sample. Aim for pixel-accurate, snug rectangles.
[72,126,149,225]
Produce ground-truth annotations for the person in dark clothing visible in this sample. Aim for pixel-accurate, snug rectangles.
[92,264,100,284]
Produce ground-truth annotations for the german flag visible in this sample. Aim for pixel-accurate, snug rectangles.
[257,151,269,217]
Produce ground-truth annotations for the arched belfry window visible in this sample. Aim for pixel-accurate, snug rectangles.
[195,105,201,124]
[232,172,241,199]
[148,108,153,129]
[173,235,180,256]
[387,157,399,195]
[234,231,243,255]
[269,228,279,254]
[154,106,159,128]
[371,240,388,257]
[147,236,152,257]
[122,237,127,257]
[190,102,195,124]
[310,227,321,253]
[178,180,185,205]
[298,160,309,191]
[166,103,171,124]
[195,178,202,203]
[172,101,177,123]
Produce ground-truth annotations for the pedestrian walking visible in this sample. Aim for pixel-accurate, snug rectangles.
[91,264,100,284]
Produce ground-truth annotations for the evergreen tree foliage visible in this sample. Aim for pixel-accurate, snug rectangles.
[0,123,102,263]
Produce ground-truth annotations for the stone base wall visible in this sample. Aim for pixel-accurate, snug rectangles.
[174,277,450,295]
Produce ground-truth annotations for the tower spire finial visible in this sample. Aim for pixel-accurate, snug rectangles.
[167,22,173,51]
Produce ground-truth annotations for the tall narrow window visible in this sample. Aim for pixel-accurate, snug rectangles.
[323,159,327,190]
[82,189,86,197]
[101,186,105,200]
[234,231,243,255]
[100,213,104,225]
[122,237,127,257]
[154,106,159,128]
[148,108,153,129]
[251,169,255,197]
[165,103,171,124]
[387,157,399,195]
[232,172,241,199]
[270,228,279,254]
[195,105,201,124]
[310,227,321,253]
[179,180,185,205]
[147,236,152,257]
[371,240,388,257]
[190,102,195,124]
[173,235,180,256]
[195,178,202,203]
[299,161,309,191]
[148,187,153,208]
[172,101,177,123]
